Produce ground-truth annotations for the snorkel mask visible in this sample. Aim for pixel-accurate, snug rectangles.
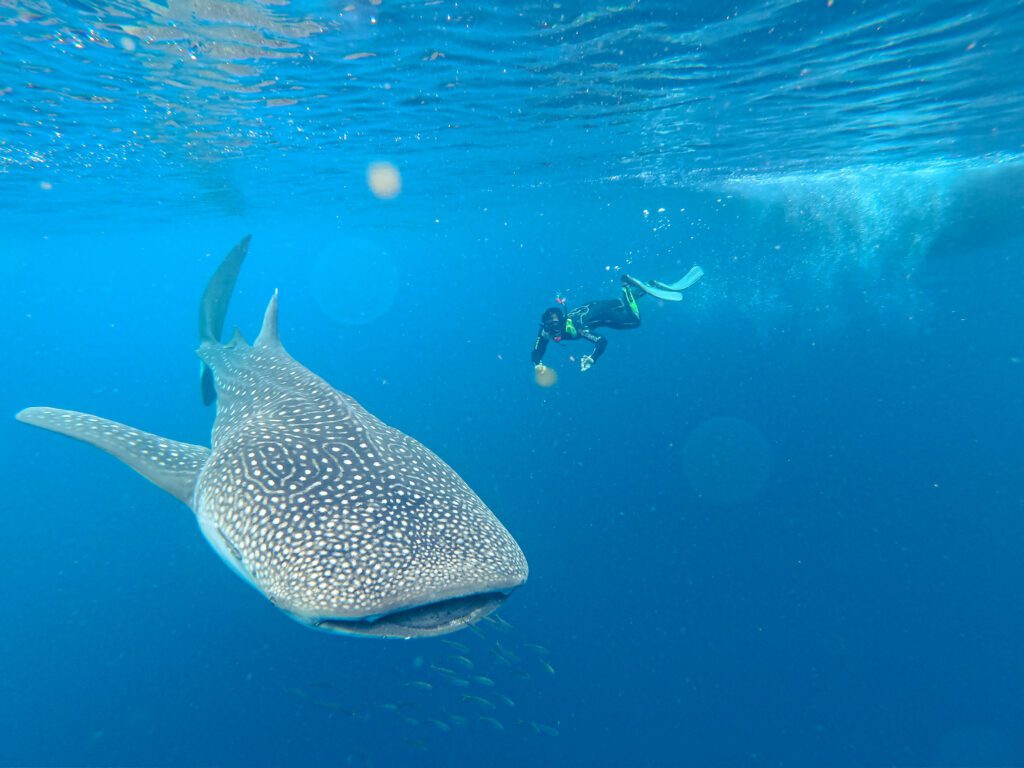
[540,306,565,339]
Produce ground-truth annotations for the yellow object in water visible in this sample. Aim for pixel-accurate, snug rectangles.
[534,365,557,388]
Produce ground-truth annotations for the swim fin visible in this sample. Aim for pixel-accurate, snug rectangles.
[651,266,704,292]
[622,274,682,302]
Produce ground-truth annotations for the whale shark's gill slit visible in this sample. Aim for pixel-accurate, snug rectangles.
[316,592,509,639]
[220,530,244,565]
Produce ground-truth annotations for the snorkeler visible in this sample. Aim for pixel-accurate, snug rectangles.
[532,267,703,373]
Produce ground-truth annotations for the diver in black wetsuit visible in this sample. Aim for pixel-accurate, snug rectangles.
[532,267,704,373]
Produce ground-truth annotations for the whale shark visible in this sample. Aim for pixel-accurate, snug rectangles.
[16,236,528,638]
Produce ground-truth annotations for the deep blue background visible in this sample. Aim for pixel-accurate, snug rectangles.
[2,170,1023,766]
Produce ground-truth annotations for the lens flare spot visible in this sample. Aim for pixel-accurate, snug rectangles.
[367,161,402,199]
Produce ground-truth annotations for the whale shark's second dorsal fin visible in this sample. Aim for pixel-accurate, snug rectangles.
[199,235,251,405]
[255,290,281,349]
[15,407,210,508]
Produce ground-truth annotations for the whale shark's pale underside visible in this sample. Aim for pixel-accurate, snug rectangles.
[17,236,528,638]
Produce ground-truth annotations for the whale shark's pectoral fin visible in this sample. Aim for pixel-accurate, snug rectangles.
[16,407,210,509]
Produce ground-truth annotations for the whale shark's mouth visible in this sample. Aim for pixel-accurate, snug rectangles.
[313,591,509,639]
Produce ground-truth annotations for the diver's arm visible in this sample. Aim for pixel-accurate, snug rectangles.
[532,332,549,366]
[581,329,607,360]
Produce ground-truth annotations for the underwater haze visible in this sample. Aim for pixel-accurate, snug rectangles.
[2,0,1024,765]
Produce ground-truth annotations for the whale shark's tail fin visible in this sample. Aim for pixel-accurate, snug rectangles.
[199,235,251,405]
[15,407,210,508]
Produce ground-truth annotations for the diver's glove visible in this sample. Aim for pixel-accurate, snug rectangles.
[534,363,547,373]
[579,355,594,373]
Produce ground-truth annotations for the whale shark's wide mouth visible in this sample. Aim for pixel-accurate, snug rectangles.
[313,591,509,639]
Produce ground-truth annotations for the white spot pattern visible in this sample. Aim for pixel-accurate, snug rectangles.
[195,335,528,619]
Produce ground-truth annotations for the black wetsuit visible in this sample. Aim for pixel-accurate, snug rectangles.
[532,298,640,365]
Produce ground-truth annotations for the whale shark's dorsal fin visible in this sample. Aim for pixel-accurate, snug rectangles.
[255,290,281,349]
[227,328,247,347]
[199,235,251,405]
[15,407,210,508]
[199,235,251,344]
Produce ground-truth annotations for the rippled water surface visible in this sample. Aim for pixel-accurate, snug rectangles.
[3,0,1023,216]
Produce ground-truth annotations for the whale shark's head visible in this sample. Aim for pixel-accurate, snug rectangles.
[195,317,528,638]
[198,449,529,638]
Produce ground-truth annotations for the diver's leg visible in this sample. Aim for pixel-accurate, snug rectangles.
[609,308,640,330]
[621,274,646,298]
[620,282,641,320]
[590,299,640,330]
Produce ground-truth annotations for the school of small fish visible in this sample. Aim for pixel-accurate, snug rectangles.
[283,611,561,751]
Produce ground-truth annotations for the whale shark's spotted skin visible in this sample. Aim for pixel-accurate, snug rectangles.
[16,238,527,638]
[196,316,526,620]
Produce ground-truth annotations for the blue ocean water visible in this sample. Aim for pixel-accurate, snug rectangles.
[2,0,1024,765]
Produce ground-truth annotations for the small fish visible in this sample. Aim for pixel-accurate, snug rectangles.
[492,613,514,631]
[430,664,458,676]
[402,738,429,751]
[541,661,556,676]
[488,649,512,667]
[494,693,515,708]
[448,655,474,669]
[316,700,361,718]
[537,723,559,737]
[494,641,520,663]
[287,686,309,699]
[467,623,487,639]
[446,712,468,726]
[445,676,470,687]
[426,717,451,732]
[308,681,334,689]
[403,681,433,691]
[462,694,496,710]
[523,643,550,655]
[441,639,470,653]
[398,713,420,726]
[472,675,495,687]
[524,720,541,734]
[376,703,400,712]
[479,716,505,731]
[512,668,532,680]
